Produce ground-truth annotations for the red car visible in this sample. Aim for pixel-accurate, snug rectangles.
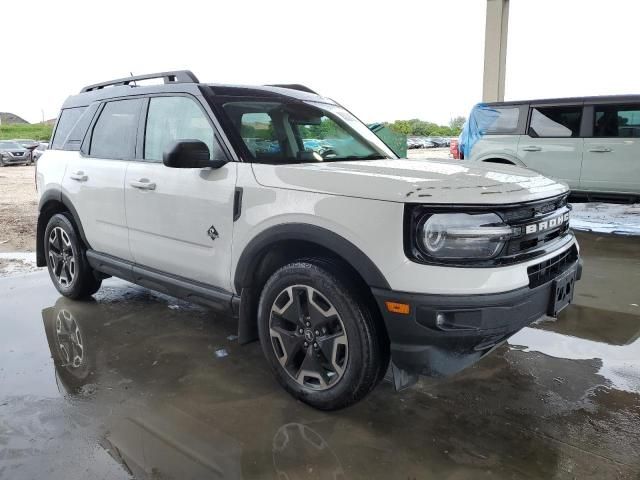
[450,138,462,159]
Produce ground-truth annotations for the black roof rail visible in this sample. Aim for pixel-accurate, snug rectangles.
[80,70,199,93]
[266,84,318,94]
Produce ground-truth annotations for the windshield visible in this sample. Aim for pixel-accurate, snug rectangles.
[0,142,22,149]
[220,100,396,164]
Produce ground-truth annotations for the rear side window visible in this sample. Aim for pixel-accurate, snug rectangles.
[51,107,86,149]
[485,107,520,133]
[144,96,222,162]
[594,105,640,137]
[90,99,142,159]
[529,106,582,138]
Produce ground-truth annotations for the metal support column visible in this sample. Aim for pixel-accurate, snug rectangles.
[482,0,509,102]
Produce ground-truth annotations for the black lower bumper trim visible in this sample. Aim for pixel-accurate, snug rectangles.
[372,259,581,377]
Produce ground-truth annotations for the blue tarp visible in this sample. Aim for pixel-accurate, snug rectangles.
[458,103,500,159]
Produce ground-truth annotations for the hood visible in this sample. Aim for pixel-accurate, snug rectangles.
[251,158,568,204]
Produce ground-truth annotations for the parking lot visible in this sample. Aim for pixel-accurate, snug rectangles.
[0,164,638,479]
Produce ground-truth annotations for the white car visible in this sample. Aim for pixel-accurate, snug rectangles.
[36,71,582,410]
[462,96,640,202]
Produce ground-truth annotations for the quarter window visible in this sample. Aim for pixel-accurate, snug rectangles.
[485,107,520,133]
[90,99,141,159]
[529,106,582,138]
[51,107,86,150]
[144,96,222,162]
[594,105,640,137]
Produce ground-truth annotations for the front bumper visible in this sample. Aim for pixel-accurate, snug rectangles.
[373,255,583,379]
[2,154,30,164]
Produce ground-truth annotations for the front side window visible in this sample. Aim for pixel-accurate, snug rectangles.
[529,106,582,138]
[144,96,223,162]
[90,99,141,159]
[221,100,396,164]
[51,107,86,150]
[594,105,640,137]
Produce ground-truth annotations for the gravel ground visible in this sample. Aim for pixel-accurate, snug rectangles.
[0,166,38,276]
[0,165,37,253]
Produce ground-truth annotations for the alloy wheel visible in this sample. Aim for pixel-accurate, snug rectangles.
[269,285,348,390]
[55,309,84,368]
[48,226,76,287]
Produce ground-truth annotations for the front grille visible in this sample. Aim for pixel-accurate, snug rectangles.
[501,195,571,258]
[527,246,578,288]
[500,195,568,223]
[13,152,23,156]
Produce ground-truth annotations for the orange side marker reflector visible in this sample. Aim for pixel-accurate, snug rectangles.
[385,301,410,315]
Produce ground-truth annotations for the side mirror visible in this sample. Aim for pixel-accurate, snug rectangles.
[162,140,226,169]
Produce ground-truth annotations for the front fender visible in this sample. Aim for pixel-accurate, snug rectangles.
[233,223,390,292]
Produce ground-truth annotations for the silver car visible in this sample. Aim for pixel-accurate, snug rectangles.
[0,141,32,166]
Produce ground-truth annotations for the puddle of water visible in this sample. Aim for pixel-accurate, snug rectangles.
[509,326,640,393]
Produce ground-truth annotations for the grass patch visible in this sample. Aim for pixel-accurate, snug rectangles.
[0,123,53,141]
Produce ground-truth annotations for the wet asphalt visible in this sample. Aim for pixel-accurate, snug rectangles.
[0,231,639,479]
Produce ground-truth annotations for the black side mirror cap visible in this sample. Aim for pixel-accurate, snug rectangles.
[162,140,226,169]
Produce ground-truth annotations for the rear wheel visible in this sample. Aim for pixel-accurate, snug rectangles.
[44,213,102,299]
[258,260,388,410]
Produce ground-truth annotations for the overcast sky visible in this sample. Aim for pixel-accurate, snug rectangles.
[1,0,638,125]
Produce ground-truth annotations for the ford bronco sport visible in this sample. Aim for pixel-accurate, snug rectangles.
[460,97,640,202]
[36,71,582,410]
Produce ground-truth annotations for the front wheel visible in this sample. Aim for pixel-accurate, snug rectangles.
[44,213,102,299]
[258,260,388,410]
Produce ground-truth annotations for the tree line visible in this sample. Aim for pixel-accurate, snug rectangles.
[385,116,466,138]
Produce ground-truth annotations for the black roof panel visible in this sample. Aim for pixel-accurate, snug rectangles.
[61,71,335,110]
[486,94,640,107]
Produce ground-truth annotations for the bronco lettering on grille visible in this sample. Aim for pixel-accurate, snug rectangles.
[524,212,570,235]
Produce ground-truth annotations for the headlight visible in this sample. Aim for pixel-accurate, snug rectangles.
[418,213,512,260]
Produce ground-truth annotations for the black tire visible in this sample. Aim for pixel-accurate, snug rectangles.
[257,259,389,410]
[44,213,102,299]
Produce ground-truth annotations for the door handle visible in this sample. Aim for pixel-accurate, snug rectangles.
[130,179,156,190]
[588,147,612,153]
[69,171,88,182]
[522,146,542,152]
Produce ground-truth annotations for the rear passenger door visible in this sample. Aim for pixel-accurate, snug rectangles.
[124,95,237,290]
[517,105,583,188]
[63,98,142,261]
[581,103,640,194]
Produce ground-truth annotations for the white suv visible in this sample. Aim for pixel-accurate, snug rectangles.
[36,71,582,410]
[461,96,640,202]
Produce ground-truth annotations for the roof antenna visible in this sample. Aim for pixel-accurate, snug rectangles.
[130,72,137,87]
